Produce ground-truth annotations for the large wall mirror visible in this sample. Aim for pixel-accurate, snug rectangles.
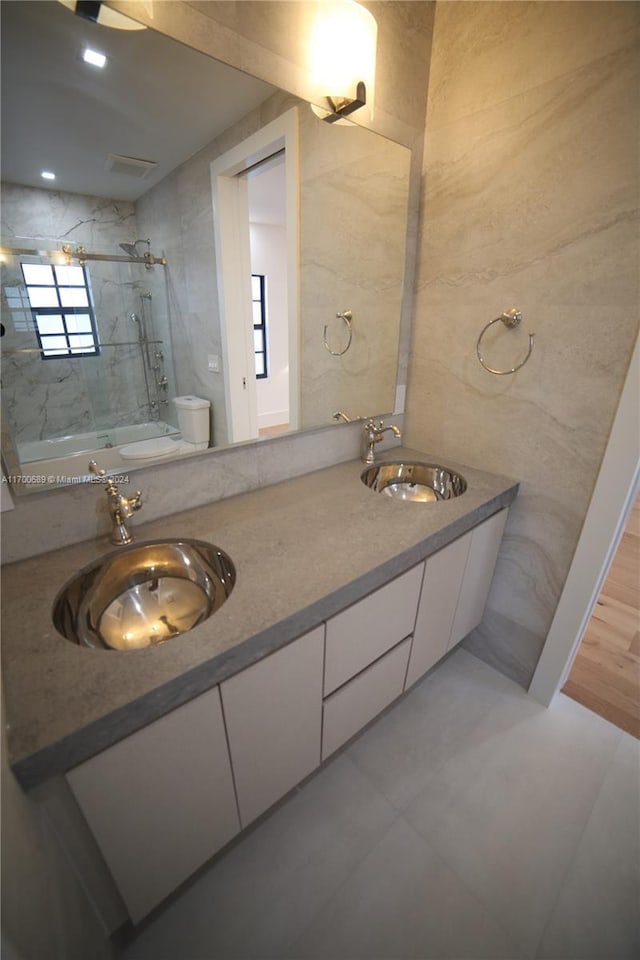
[0,0,411,494]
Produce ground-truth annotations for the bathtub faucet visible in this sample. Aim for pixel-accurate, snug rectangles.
[88,461,143,545]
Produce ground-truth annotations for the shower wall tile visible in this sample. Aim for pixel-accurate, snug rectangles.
[405,1,640,686]
[0,184,150,446]
[0,184,136,250]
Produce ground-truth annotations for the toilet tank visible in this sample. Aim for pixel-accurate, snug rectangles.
[173,395,210,446]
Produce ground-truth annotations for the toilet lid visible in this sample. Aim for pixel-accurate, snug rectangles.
[119,437,177,460]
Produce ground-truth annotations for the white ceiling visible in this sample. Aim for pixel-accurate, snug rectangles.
[0,1,277,201]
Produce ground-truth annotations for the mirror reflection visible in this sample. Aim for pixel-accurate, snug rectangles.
[0,0,411,492]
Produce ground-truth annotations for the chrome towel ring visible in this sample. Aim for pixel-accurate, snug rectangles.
[324,310,353,356]
[476,308,535,375]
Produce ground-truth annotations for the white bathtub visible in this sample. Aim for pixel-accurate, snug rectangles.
[18,421,180,480]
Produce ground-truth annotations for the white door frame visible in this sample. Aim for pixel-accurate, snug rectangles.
[528,337,640,706]
[210,108,300,444]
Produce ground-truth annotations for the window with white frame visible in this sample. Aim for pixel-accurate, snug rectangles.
[20,262,100,359]
[251,273,268,379]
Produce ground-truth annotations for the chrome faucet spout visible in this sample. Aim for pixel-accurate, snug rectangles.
[89,460,143,545]
[360,419,402,464]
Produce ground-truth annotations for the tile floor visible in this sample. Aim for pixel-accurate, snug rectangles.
[120,649,639,960]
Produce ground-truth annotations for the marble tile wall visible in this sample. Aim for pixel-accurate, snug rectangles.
[0,185,173,446]
[299,108,411,427]
[405,0,640,686]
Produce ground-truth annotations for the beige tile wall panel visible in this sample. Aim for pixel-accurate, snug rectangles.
[405,0,640,686]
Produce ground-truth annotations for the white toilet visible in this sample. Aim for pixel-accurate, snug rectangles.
[119,395,211,462]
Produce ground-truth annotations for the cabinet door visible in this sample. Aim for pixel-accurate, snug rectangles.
[405,532,472,689]
[322,637,411,760]
[449,508,509,649]
[324,564,424,695]
[221,625,324,827]
[66,687,240,924]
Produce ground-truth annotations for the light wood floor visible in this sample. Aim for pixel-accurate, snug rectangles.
[258,423,290,438]
[563,494,640,738]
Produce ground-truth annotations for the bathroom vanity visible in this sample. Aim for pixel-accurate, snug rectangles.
[1,448,518,926]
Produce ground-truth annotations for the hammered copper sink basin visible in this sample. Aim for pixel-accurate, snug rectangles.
[53,539,236,651]
[361,461,467,503]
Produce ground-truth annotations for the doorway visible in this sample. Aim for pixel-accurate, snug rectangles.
[529,339,639,710]
[562,493,639,737]
[246,153,290,436]
[210,109,299,445]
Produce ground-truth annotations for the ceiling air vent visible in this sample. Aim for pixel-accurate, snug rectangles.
[105,154,158,179]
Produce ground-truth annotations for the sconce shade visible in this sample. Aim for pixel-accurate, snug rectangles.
[309,0,377,122]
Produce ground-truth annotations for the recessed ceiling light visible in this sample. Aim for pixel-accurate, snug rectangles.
[41,171,56,181]
[83,48,107,69]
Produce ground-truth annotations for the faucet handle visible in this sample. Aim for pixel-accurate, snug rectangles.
[88,459,106,478]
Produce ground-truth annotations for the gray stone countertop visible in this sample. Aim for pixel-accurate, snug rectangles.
[1,448,518,788]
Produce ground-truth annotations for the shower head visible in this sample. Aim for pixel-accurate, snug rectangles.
[119,238,150,258]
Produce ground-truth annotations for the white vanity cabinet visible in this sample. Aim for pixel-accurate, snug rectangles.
[406,508,509,688]
[321,565,424,760]
[60,508,510,926]
[322,637,412,759]
[405,533,472,688]
[220,625,324,827]
[448,508,508,649]
[324,565,424,695]
[66,687,240,924]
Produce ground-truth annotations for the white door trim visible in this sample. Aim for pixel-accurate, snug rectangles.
[210,109,300,444]
[528,336,640,706]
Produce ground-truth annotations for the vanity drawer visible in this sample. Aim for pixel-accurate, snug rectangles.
[324,564,424,695]
[322,637,411,760]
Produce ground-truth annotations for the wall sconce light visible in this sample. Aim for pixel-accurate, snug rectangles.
[309,0,377,124]
[56,0,147,31]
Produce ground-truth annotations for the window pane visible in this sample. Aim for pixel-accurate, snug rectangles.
[10,310,30,332]
[22,264,54,286]
[27,286,58,307]
[255,353,265,377]
[36,315,64,335]
[251,275,261,299]
[40,335,68,355]
[254,329,264,353]
[59,287,88,307]
[69,334,97,353]
[65,314,92,333]
[54,265,84,286]
[252,301,263,326]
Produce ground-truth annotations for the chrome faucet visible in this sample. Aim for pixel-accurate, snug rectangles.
[89,461,143,545]
[361,419,402,464]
